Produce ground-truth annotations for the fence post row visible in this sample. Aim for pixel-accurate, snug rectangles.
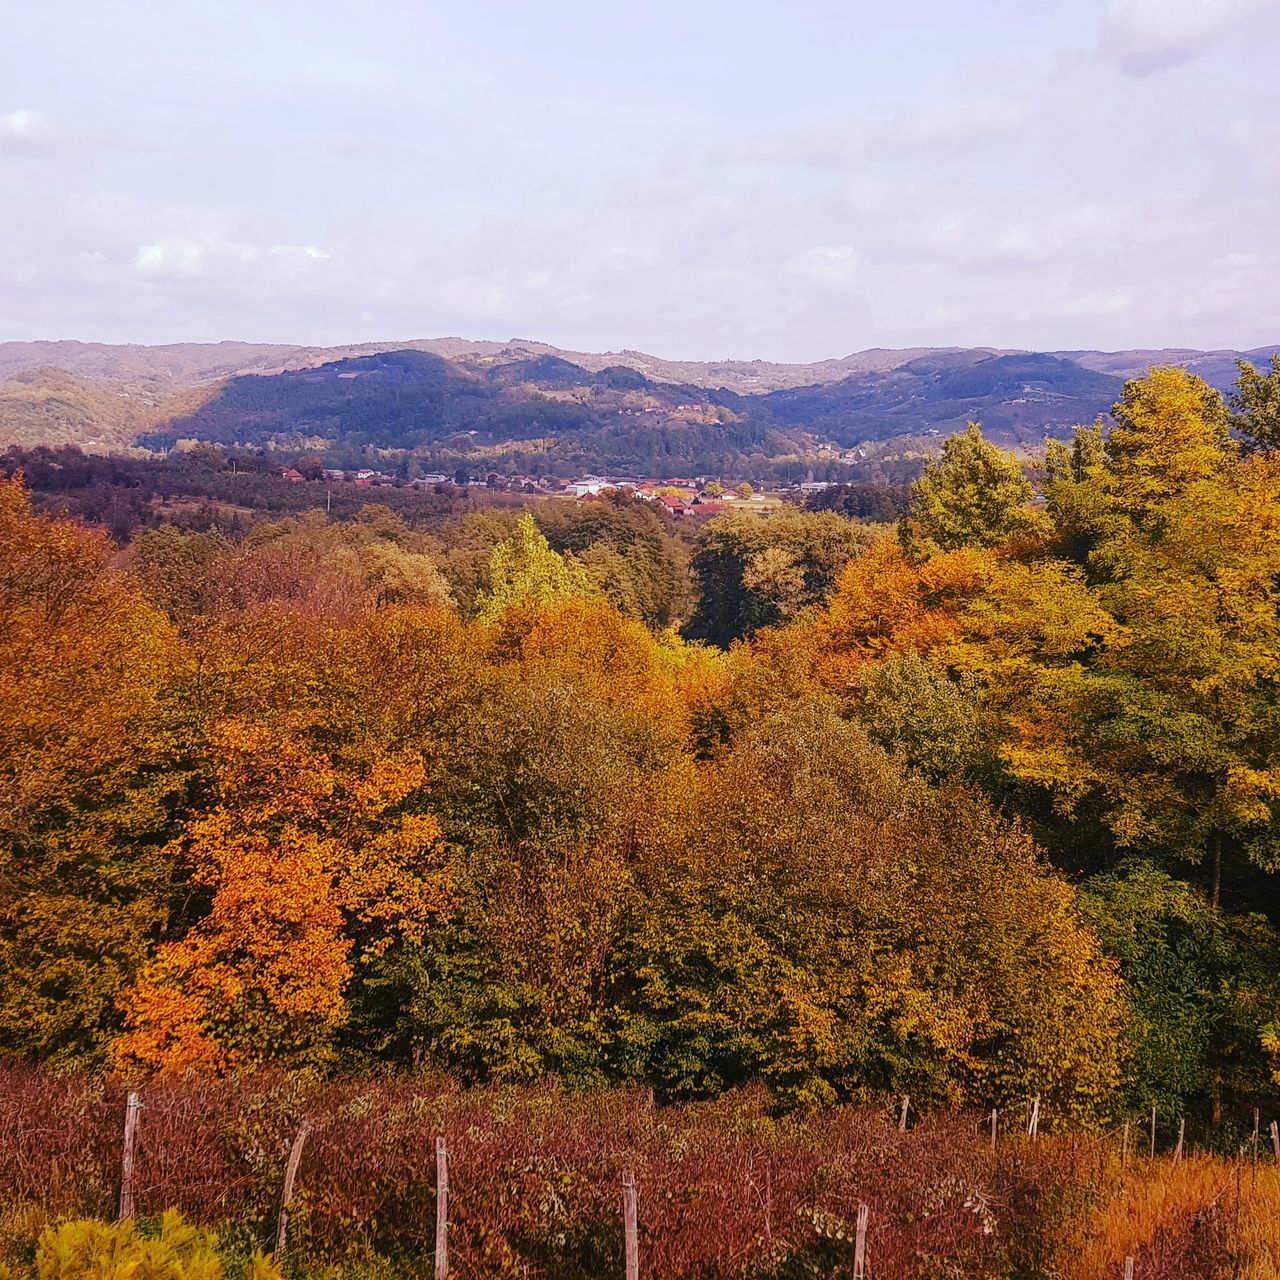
[100,1092,1280,1277]
[622,1169,639,1280]
[118,1090,142,1223]
[275,1120,311,1262]
[435,1136,449,1280]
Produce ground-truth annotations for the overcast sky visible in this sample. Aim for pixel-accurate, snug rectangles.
[2,0,1278,360]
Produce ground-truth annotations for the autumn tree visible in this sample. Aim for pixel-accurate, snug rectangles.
[686,509,877,646]
[1102,366,1232,522]
[477,512,597,621]
[911,423,1036,550]
[114,719,454,1075]
[1011,369,1280,903]
[0,475,184,1064]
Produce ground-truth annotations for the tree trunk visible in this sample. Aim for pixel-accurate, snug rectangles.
[1211,831,1222,909]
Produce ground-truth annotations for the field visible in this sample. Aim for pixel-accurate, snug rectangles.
[1,1069,1277,1280]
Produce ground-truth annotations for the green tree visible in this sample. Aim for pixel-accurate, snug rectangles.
[911,423,1035,550]
[1232,353,1280,452]
[477,513,598,621]
[1084,863,1280,1116]
[619,703,1125,1114]
[853,650,991,782]
[534,493,692,628]
[686,510,876,646]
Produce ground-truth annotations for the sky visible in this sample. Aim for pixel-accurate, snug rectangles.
[2,0,1278,361]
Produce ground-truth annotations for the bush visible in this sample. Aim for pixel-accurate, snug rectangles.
[5,1213,277,1280]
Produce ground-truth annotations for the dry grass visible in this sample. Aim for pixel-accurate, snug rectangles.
[1237,1167,1280,1280]
[1057,1155,1280,1280]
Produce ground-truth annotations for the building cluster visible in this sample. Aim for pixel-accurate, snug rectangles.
[279,465,816,515]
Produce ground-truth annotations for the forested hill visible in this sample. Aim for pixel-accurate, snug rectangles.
[1,337,1277,477]
[759,351,1130,447]
[137,348,782,468]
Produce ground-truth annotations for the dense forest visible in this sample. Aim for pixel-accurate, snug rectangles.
[4,360,1280,1114]
[5,362,1280,1276]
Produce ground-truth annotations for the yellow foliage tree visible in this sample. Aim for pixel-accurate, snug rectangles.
[0,474,182,1064]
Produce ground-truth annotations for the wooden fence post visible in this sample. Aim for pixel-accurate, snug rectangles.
[1121,1120,1130,1171]
[1027,1095,1040,1140]
[990,1108,997,1157]
[1271,1120,1280,1162]
[899,1096,909,1133]
[852,1203,869,1280]
[275,1120,311,1261]
[1173,1118,1185,1164]
[435,1137,448,1280]
[1124,1257,1134,1280]
[118,1090,142,1222]
[622,1170,639,1280]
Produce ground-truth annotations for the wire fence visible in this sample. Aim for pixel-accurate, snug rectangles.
[0,1068,1272,1280]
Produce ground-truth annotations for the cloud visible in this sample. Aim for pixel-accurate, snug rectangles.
[0,108,55,156]
[133,236,330,280]
[1098,0,1268,75]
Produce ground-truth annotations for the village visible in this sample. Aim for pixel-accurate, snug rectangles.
[275,463,838,517]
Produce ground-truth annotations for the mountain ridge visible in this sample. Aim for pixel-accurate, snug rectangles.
[2,338,1277,480]
[8,337,1273,395]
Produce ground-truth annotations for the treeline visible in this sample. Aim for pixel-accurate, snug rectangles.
[3,445,469,544]
[2,363,1280,1128]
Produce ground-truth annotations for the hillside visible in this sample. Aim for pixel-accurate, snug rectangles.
[0,368,174,451]
[0,337,989,394]
[2,338,1277,474]
[760,351,1130,447]
[137,348,803,475]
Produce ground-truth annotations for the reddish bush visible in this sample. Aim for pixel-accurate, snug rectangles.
[0,1068,1170,1279]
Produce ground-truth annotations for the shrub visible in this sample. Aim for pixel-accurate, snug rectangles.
[7,1213,277,1280]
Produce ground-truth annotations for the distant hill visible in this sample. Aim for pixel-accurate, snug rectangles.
[760,351,1130,447]
[2,337,1277,477]
[0,338,993,395]
[0,368,193,451]
[138,349,800,477]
